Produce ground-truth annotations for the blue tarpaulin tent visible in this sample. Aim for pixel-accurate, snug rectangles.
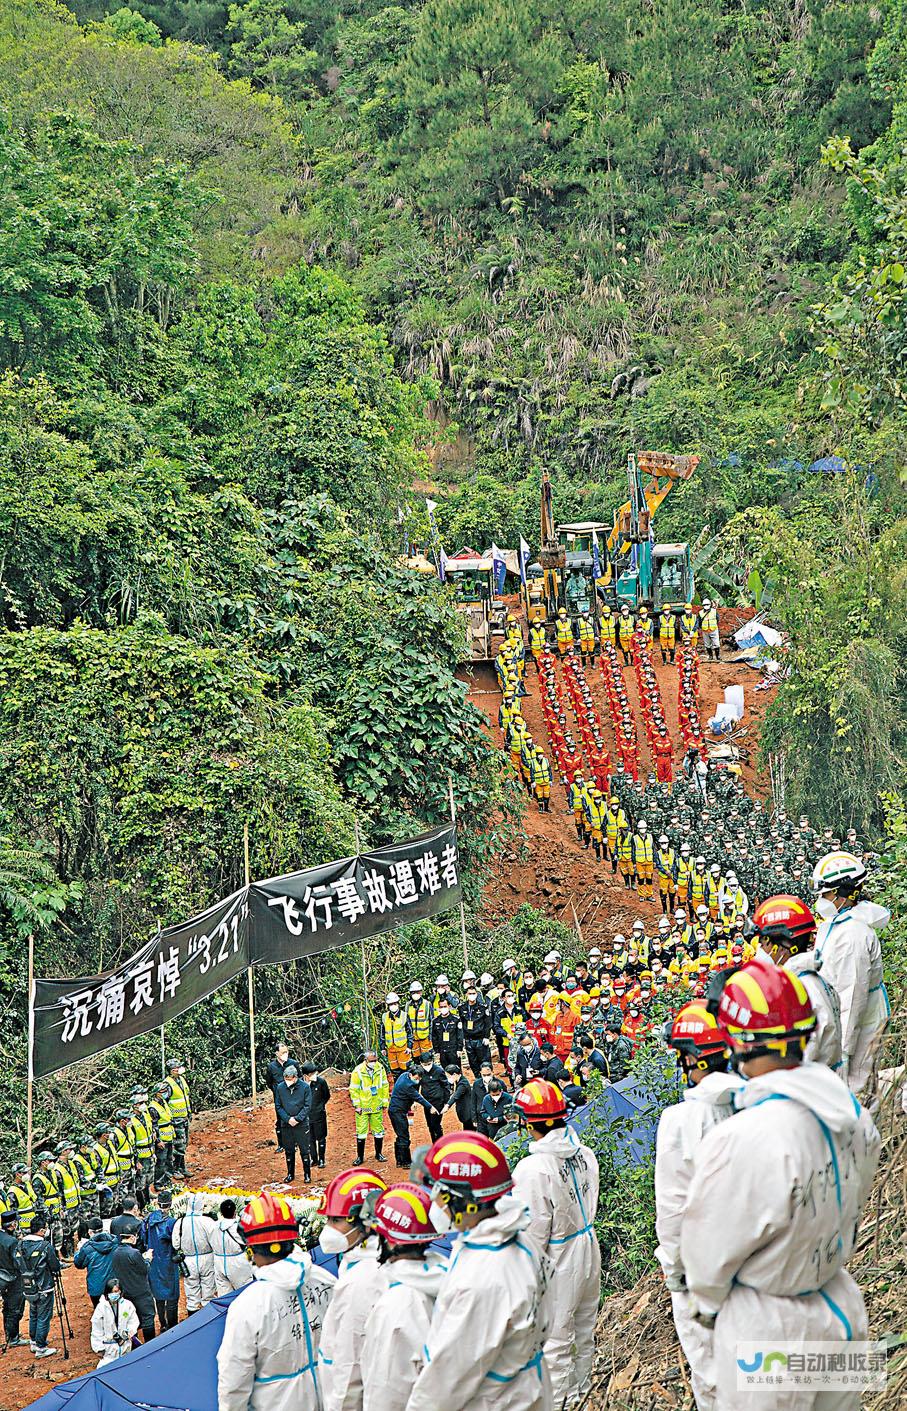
[25,1072,666,1411]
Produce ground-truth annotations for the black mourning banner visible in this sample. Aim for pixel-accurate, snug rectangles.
[31,825,460,1078]
[250,824,461,965]
[32,888,251,1079]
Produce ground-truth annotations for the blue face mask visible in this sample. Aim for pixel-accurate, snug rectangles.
[109,1292,121,1303]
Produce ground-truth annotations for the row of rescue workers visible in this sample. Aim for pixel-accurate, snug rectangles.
[213,844,889,1411]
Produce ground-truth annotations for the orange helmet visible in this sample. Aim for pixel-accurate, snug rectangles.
[664,1001,730,1069]
[238,1191,298,1249]
[715,957,815,1057]
[513,1078,567,1125]
[372,1183,434,1247]
[752,895,816,958]
[319,1168,387,1221]
[420,1130,512,1207]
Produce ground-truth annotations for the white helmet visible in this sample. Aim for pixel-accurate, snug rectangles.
[659,834,669,846]
[680,843,691,855]
[658,916,670,930]
[637,820,648,832]
[544,951,559,965]
[435,974,450,987]
[726,872,738,885]
[812,850,867,893]
[696,905,709,919]
[588,947,602,960]
[462,970,477,984]
[710,863,721,876]
[479,972,494,987]
[386,992,400,1006]
[613,934,626,948]
[703,598,712,609]
[409,981,423,996]
[503,958,518,973]
[632,920,645,933]
[674,909,686,922]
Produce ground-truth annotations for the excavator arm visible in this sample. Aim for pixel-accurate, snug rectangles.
[606,452,700,555]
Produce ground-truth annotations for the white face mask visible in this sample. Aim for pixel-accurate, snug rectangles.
[317,1225,350,1255]
[428,1200,453,1234]
[815,896,838,920]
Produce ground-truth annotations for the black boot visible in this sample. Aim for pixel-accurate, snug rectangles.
[286,1159,295,1182]
[303,1160,312,1182]
[374,1137,387,1164]
[352,1138,366,1167]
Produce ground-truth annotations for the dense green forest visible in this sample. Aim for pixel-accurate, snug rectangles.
[0,0,904,1145]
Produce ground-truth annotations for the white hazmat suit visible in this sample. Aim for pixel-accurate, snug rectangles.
[406,1195,554,1411]
[785,952,843,1071]
[210,1216,254,1297]
[681,1062,881,1411]
[814,901,890,1094]
[753,943,843,1072]
[172,1194,217,1310]
[654,1072,743,1411]
[318,1236,387,1411]
[90,1295,140,1366]
[512,1124,600,1406]
[362,1251,447,1411]
[217,1246,336,1411]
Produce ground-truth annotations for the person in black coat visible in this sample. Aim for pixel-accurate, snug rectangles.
[538,1042,569,1088]
[388,1067,440,1168]
[300,1062,330,1167]
[471,1060,495,1134]
[0,1210,25,1347]
[480,1081,513,1140]
[264,1040,298,1144]
[430,1003,463,1069]
[110,1226,155,1341]
[443,1065,476,1130]
[274,1065,312,1183]
[458,986,491,1077]
[415,1054,450,1142]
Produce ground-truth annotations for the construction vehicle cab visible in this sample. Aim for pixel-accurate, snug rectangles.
[523,564,546,623]
[556,522,608,621]
[444,550,501,661]
[652,544,693,610]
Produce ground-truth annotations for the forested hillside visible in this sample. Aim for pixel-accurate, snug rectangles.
[0,0,904,1141]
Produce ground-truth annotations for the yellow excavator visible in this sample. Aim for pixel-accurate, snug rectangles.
[524,453,699,623]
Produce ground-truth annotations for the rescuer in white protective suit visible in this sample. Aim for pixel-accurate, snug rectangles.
[172,1191,217,1311]
[315,1167,388,1411]
[751,894,843,1071]
[406,1130,554,1411]
[511,1079,601,1408]
[680,959,881,1411]
[209,1199,254,1297]
[656,1001,743,1411]
[361,1183,447,1411]
[812,852,890,1095]
[217,1192,335,1411]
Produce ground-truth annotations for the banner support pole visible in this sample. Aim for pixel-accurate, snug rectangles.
[244,823,257,1105]
[448,776,469,969]
[26,931,34,1169]
[353,821,369,1051]
[160,1026,166,1081]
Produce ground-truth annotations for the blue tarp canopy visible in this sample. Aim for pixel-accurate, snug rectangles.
[25,1072,665,1411]
[807,455,847,474]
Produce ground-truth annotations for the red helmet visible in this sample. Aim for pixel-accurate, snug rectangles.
[716,957,815,1056]
[753,895,816,957]
[513,1078,567,1125]
[421,1130,512,1206]
[664,1002,730,1064]
[319,1168,387,1221]
[238,1191,298,1249]
[372,1183,434,1247]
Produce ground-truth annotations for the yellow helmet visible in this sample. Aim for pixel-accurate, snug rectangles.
[684,602,693,611]
[558,608,567,617]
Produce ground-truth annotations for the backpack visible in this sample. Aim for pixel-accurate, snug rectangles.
[15,1239,50,1297]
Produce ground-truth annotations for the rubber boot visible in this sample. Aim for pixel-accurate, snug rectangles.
[303,1157,312,1183]
[593,841,601,860]
[374,1136,387,1164]
[575,822,583,840]
[353,1138,366,1167]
